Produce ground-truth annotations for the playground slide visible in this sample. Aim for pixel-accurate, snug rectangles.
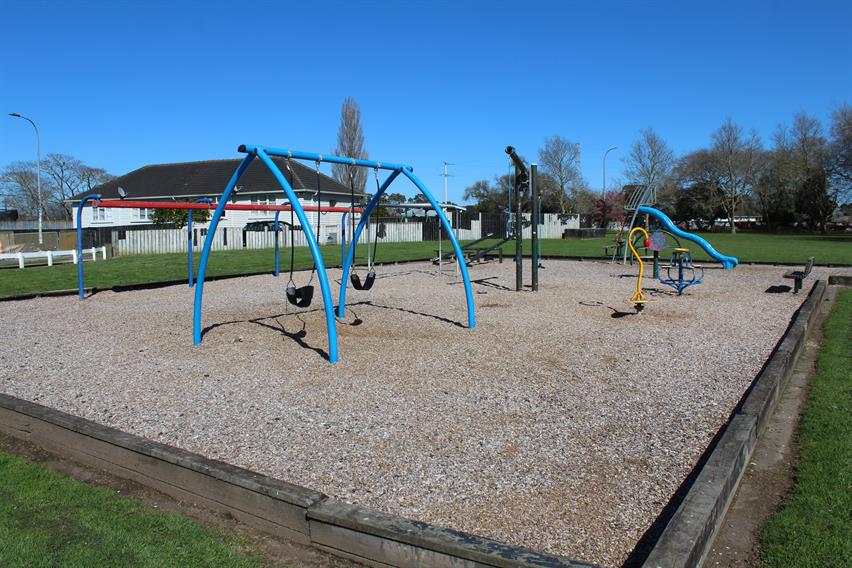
[637,206,739,268]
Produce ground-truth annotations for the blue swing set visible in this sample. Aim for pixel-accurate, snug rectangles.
[75,144,476,365]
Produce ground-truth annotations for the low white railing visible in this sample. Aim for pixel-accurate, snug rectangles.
[0,246,107,269]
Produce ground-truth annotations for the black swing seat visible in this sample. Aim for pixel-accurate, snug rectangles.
[286,284,314,307]
[350,270,376,291]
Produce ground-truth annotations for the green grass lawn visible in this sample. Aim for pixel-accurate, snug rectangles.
[760,288,852,568]
[0,451,264,567]
[1,232,849,297]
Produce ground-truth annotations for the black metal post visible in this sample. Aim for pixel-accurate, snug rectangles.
[506,146,527,292]
[531,163,539,291]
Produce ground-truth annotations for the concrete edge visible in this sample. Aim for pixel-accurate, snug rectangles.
[641,279,827,568]
[0,393,594,568]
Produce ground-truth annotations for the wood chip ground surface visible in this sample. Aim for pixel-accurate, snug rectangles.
[0,259,829,566]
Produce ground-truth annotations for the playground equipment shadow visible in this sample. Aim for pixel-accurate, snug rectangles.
[0,260,845,566]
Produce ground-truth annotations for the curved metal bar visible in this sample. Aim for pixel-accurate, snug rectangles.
[337,168,476,330]
[337,170,401,317]
[188,197,212,287]
[239,144,408,172]
[193,153,256,345]
[76,194,101,299]
[254,149,339,364]
[402,168,475,329]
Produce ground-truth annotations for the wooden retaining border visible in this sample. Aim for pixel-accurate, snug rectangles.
[642,279,828,568]
[0,278,834,567]
[0,393,595,568]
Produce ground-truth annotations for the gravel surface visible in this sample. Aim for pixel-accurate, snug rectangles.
[0,259,832,566]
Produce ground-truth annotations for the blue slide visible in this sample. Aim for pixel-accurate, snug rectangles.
[637,206,739,268]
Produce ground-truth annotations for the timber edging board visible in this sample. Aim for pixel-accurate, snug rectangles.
[828,274,852,286]
[642,279,827,568]
[0,393,592,568]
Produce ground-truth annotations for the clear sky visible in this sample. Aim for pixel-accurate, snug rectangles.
[2,0,850,203]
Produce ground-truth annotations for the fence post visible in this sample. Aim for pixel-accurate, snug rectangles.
[47,250,53,267]
[17,252,24,269]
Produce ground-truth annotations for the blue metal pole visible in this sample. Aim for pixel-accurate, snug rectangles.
[188,197,212,287]
[254,149,339,364]
[239,144,409,172]
[76,194,101,299]
[402,168,475,329]
[337,170,401,317]
[193,154,255,345]
[274,210,281,277]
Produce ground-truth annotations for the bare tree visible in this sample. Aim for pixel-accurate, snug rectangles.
[709,119,765,233]
[538,135,583,216]
[77,165,114,192]
[829,103,852,199]
[332,97,368,195]
[1,156,114,220]
[41,153,84,218]
[622,128,674,198]
[0,161,40,217]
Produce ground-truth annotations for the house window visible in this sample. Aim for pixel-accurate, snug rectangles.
[250,194,274,216]
[92,207,111,222]
[135,208,154,221]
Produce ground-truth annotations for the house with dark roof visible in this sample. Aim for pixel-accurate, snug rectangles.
[69,157,365,232]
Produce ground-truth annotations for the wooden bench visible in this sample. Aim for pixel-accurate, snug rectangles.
[783,256,814,293]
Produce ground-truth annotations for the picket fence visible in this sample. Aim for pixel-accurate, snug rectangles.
[111,213,577,256]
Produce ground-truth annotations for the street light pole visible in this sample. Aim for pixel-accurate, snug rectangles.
[9,113,42,244]
[602,146,617,197]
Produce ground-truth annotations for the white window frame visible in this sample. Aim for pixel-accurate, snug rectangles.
[135,208,154,221]
[91,207,111,222]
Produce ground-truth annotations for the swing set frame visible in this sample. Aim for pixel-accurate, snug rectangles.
[76,144,475,365]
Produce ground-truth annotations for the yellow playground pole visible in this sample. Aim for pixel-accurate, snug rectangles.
[628,226,650,313]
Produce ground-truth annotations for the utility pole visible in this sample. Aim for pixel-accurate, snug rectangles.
[438,162,455,275]
[442,161,454,204]
[603,146,617,197]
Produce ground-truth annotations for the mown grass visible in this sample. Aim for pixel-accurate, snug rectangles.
[0,451,265,567]
[0,232,849,297]
[760,288,852,567]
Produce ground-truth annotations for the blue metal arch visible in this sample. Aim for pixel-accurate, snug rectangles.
[337,167,475,330]
[192,148,340,364]
[188,197,212,287]
[75,193,101,299]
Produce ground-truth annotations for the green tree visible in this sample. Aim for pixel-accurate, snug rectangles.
[151,205,210,229]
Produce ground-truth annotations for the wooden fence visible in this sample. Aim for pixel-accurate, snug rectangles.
[108,213,576,256]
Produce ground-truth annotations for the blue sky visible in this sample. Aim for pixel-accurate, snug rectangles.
[2,0,850,203]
